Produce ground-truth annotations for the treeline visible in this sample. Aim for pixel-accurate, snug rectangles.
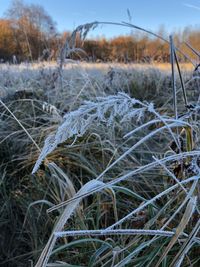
[1,0,200,63]
[82,28,200,63]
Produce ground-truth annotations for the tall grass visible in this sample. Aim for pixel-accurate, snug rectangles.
[0,21,200,267]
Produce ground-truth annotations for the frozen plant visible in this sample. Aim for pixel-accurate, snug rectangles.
[32,92,149,173]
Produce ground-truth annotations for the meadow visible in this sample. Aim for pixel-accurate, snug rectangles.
[0,55,200,267]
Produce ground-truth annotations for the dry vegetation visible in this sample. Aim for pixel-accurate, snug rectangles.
[1,23,200,267]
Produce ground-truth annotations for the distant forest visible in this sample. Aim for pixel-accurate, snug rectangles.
[1,0,200,63]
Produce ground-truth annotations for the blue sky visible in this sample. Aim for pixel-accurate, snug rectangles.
[0,0,200,38]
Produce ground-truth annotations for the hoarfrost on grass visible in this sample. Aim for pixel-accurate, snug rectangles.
[32,92,148,173]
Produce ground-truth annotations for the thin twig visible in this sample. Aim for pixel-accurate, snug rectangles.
[0,99,41,152]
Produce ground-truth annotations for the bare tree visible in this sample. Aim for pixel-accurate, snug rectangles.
[6,0,57,60]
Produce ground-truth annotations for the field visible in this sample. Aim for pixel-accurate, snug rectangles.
[0,60,200,267]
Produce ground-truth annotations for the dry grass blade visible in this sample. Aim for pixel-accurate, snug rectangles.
[160,181,198,232]
[48,163,76,199]
[54,229,175,238]
[35,179,105,267]
[169,218,200,267]
[155,196,197,267]
[170,35,178,120]
[185,42,200,58]
[174,50,188,109]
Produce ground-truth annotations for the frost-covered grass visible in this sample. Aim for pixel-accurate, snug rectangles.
[0,60,200,267]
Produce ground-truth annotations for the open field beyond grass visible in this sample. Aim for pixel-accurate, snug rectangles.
[0,61,200,267]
